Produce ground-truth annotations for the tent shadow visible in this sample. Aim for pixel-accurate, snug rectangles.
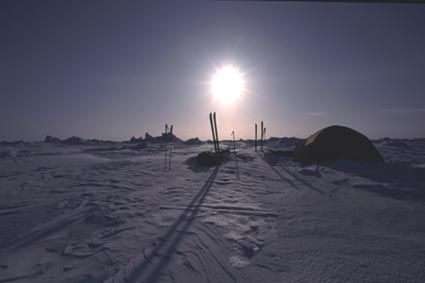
[325,161,425,202]
[352,183,425,202]
[125,166,220,282]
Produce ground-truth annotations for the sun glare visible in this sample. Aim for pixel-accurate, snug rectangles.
[210,65,245,104]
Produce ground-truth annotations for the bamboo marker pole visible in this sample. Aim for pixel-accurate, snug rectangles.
[232,130,236,153]
[261,121,264,152]
[255,123,257,152]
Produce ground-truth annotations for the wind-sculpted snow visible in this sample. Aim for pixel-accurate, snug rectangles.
[0,140,425,282]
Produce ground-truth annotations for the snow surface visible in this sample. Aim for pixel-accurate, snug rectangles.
[0,139,425,282]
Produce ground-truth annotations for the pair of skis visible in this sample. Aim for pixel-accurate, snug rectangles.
[164,124,173,171]
[209,112,220,153]
[255,121,266,152]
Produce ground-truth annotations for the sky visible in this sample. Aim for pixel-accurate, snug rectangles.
[1,0,425,141]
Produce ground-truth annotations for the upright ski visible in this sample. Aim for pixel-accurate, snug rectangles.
[209,113,217,152]
[213,112,220,152]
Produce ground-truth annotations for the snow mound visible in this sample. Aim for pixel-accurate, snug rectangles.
[184,137,202,145]
[63,136,85,145]
[386,140,410,149]
[44,135,62,143]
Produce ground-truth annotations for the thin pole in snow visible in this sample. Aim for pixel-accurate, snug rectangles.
[255,123,257,152]
[232,130,236,153]
[261,121,264,152]
[164,124,168,171]
[168,125,173,170]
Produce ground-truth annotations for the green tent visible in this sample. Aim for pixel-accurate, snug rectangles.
[294,125,383,163]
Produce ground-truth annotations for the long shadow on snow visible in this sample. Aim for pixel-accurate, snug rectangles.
[352,183,425,201]
[279,165,325,195]
[259,152,299,191]
[125,166,220,283]
[234,153,240,180]
[261,152,325,194]
[0,208,90,250]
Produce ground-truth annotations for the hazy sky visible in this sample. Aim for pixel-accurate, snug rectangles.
[1,0,425,141]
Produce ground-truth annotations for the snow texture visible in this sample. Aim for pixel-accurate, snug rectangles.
[0,139,425,282]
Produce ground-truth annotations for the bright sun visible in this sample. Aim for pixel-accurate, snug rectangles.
[210,65,245,104]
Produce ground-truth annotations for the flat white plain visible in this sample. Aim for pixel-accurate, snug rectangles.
[0,138,424,282]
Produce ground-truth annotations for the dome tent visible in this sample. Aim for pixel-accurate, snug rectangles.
[294,125,383,163]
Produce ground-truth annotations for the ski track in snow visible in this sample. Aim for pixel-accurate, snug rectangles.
[0,140,424,282]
